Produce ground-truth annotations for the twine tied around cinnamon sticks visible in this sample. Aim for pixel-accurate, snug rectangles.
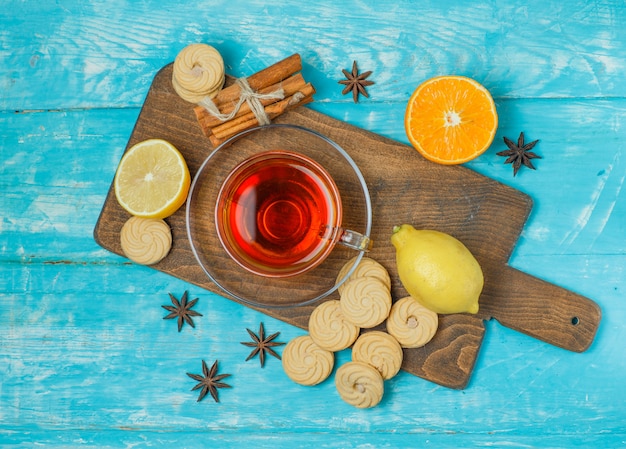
[191,53,315,146]
[197,77,285,127]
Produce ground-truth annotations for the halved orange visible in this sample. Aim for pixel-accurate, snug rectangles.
[404,76,498,165]
[114,139,190,219]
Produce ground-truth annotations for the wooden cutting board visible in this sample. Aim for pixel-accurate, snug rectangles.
[94,64,601,389]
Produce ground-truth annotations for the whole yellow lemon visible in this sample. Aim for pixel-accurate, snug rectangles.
[391,224,483,314]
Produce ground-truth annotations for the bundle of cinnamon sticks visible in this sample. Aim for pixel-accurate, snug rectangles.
[194,53,315,146]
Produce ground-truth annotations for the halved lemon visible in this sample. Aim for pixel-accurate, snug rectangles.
[114,139,190,219]
[404,75,498,165]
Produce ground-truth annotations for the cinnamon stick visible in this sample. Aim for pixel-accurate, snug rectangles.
[190,53,315,144]
[211,53,301,109]
[208,83,316,146]
[194,73,307,130]
[208,98,314,147]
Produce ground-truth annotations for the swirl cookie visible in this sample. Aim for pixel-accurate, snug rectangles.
[309,300,360,352]
[172,43,225,103]
[120,216,172,265]
[352,331,403,380]
[335,256,391,295]
[340,277,392,328]
[386,296,439,348]
[282,335,334,386]
[335,361,384,409]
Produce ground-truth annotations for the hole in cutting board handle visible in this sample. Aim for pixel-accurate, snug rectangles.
[479,265,601,352]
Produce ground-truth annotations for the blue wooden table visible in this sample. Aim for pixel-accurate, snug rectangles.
[1,1,625,447]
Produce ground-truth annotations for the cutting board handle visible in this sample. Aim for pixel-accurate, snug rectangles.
[479,265,601,352]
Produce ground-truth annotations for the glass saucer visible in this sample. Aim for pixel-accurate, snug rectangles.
[186,124,372,308]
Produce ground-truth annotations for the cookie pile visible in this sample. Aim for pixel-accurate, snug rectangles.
[282,256,439,408]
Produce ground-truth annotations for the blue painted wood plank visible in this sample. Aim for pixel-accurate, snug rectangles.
[0,108,136,262]
[1,430,625,449]
[2,100,624,265]
[2,0,626,111]
[0,261,623,437]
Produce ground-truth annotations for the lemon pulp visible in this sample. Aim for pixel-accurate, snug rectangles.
[114,139,190,219]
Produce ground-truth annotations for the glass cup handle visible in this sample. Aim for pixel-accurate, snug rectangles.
[337,228,372,252]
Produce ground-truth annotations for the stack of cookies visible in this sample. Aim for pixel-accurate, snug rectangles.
[282,256,440,408]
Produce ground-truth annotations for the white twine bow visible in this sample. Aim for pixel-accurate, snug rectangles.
[198,77,284,126]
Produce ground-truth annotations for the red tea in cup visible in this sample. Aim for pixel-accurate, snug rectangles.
[215,150,342,277]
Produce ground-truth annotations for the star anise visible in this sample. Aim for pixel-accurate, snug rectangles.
[497,132,541,176]
[162,291,202,332]
[187,359,232,403]
[338,60,374,103]
[241,322,285,367]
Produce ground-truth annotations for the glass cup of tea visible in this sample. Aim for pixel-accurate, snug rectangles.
[186,124,373,308]
[215,150,370,278]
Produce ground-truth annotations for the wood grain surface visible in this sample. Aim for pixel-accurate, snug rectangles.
[2,0,625,447]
